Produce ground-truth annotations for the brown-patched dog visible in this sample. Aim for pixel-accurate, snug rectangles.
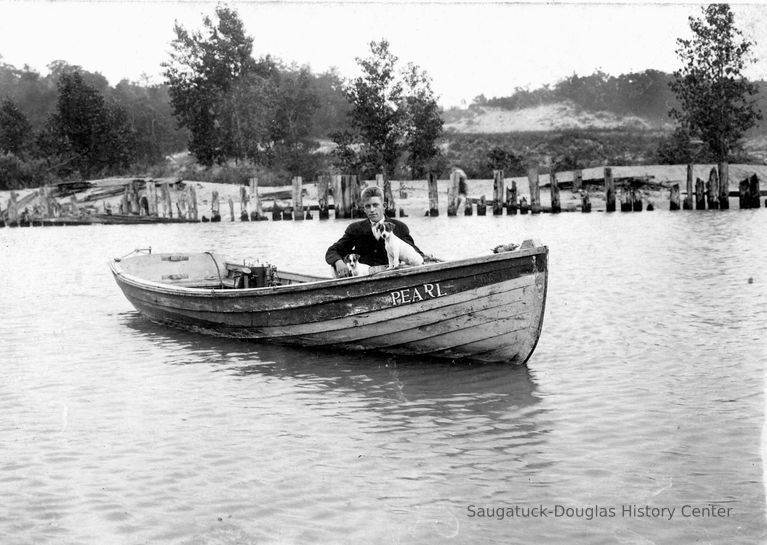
[344,253,370,276]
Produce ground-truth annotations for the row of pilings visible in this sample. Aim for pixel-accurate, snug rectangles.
[668,164,762,211]
[1,164,764,227]
[261,165,763,222]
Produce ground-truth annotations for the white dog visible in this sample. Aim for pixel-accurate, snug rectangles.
[344,253,370,276]
[376,222,424,269]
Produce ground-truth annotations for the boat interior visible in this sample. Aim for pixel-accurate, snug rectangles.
[117,252,326,289]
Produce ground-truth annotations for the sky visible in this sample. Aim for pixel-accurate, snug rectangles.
[2,1,767,108]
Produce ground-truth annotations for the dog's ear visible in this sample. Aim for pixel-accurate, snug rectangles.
[384,222,394,232]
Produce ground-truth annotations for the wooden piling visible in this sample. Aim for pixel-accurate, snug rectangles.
[620,189,631,212]
[379,173,396,218]
[353,175,365,218]
[168,184,176,218]
[706,167,719,210]
[632,188,642,211]
[739,178,749,208]
[283,206,293,221]
[684,164,693,210]
[146,181,157,216]
[447,186,456,216]
[718,162,729,209]
[189,185,198,220]
[476,195,487,216]
[7,192,18,224]
[528,166,541,213]
[248,177,266,221]
[550,171,561,213]
[41,185,53,218]
[695,178,706,210]
[272,201,282,221]
[175,189,185,218]
[580,191,591,212]
[463,197,473,216]
[506,181,517,215]
[331,175,344,219]
[427,172,439,216]
[210,190,220,221]
[519,196,529,214]
[175,185,186,219]
[292,176,304,220]
[122,184,131,215]
[749,174,761,208]
[317,175,330,220]
[129,181,141,214]
[604,167,615,212]
[492,170,504,215]
[163,183,173,218]
[172,184,181,218]
[573,169,583,192]
[227,197,234,221]
[118,186,130,214]
[356,176,365,217]
[447,170,460,216]
[342,175,354,218]
[135,181,144,214]
[240,185,249,218]
[670,184,681,210]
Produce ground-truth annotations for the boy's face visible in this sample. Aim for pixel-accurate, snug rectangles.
[363,196,384,223]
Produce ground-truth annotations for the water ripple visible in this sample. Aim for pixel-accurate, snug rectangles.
[0,212,765,544]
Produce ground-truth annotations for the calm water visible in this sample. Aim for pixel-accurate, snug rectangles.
[1,208,765,544]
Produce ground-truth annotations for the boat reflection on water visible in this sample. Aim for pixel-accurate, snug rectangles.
[121,313,547,426]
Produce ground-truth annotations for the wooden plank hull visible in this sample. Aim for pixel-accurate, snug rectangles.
[110,244,548,363]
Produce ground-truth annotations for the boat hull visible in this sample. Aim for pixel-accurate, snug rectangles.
[111,245,548,363]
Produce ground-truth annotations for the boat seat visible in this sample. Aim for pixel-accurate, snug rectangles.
[164,277,238,288]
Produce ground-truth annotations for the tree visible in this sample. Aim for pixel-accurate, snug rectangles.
[310,68,353,137]
[0,99,31,156]
[343,39,444,179]
[40,71,135,178]
[163,6,275,166]
[112,79,189,166]
[402,63,444,178]
[486,146,523,176]
[345,39,406,178]
[329,129,363,173]
[670,4,761,161]
[269,67,321,176]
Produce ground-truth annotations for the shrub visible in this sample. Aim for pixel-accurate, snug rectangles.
[0,153,56,190]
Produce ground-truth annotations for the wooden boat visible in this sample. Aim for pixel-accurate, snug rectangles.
[110,240,548,363]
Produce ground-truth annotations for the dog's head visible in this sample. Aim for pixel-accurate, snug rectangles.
[376,222,394,240]
[344,253,360,268]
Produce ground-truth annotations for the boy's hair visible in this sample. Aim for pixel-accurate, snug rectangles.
[361,185,384,201]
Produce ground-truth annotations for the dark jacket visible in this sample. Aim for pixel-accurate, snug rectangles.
[325,219,423,267]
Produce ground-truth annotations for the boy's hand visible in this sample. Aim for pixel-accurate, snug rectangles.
[334,259,351,277]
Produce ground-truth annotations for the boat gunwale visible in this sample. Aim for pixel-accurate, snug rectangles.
[110,245,549,298]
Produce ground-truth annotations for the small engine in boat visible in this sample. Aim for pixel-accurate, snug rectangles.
[225,262,277,288]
